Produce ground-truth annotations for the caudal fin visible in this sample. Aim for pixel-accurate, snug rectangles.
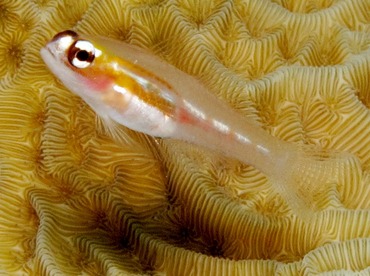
[270,146,351,220]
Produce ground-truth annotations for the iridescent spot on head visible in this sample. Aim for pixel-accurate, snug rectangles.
[51,30,78,43]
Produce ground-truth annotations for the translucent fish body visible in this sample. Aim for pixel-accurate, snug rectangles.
[41,30,346,218]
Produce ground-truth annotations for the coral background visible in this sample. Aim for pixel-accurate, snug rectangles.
[0,0,369,275]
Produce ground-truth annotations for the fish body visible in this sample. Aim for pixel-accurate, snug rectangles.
[41,31,289,171]
[41,30,342,218]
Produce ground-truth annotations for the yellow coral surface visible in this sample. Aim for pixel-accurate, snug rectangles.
[0,0,370,275]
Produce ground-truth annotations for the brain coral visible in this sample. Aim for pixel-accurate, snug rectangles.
[0,0,370,275]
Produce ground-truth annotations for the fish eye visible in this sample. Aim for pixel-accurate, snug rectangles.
[68,40,95,69]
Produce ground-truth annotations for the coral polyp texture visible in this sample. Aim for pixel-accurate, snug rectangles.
[0,0,369,275]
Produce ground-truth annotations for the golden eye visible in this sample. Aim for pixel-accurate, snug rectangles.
[68,40,95,69]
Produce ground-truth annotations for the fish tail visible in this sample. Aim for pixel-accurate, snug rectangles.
[270,146,351,220]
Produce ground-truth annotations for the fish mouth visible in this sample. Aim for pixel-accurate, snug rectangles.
[41,45,55,57]
[40,45,55,64]
[40,30,78,62]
